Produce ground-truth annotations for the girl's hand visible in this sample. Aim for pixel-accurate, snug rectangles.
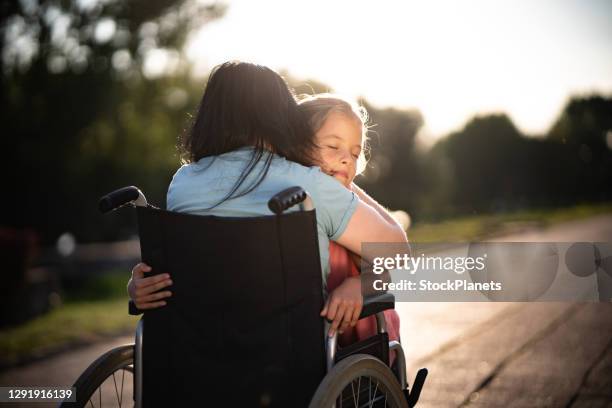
[128,262,173,310]
[320,276,363,337]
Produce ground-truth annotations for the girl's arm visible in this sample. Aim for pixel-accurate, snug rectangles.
[325,188,408,336]
[335,188,408,260]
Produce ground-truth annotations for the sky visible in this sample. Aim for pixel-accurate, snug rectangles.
[185,0,612,141]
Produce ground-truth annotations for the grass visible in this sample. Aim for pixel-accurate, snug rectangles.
[63,271,131,302]
[408,202,612,242]
[1,202,611,367]
[0,274,139,368]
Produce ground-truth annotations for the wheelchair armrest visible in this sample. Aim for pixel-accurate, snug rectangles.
[359,293,395,319]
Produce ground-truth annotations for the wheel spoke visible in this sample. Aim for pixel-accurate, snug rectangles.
[350,378,359,407]
[344,376,391,408]
[112,370,126,407]
[70,346,133,408]
[368,379,379,408]
[120,366,125,406]
[113,372,119,405]
[309,355,406,408]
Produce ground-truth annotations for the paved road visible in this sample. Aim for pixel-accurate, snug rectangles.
[0,336,134,407]
[1,214,611,407]
[399,214,612,407]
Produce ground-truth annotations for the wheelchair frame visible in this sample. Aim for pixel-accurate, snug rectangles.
[64,185,427,407]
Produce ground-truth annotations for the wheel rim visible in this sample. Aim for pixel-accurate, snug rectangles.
[62,345,135,408]
[85,364,134,408]
[336,374,398,408]
[309,354,408,408]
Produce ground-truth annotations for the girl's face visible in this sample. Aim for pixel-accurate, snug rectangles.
[314,111,363,187]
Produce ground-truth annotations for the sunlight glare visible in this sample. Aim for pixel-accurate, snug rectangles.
[185,0,612,139]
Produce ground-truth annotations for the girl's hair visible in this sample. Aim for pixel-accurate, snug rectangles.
[298,93,370,174]
[180,61,316,205]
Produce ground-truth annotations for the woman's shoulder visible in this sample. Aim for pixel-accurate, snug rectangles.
[168,162,204,187]
[266,153,329,180]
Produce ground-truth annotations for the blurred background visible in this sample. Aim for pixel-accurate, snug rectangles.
[1,0,611,385]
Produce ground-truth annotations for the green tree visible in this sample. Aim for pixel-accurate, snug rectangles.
[547,95,612,202]
[357,102,424,214]
[431,114,533,213]
[426,95,612,217]
[1,0,224,243]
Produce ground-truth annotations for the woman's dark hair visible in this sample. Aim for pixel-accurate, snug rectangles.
[181,61,316,205]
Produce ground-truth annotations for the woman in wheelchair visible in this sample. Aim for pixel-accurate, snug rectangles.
[69,61,427,408]
[130,92,401,358]
[129,65,406,338]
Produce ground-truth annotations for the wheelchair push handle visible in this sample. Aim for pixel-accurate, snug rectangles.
[99,186,148,214]
[267,186,312,214]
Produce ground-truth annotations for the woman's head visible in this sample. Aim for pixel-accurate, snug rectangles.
[180,61,317,205]
[298,94,369,187]
[181,61,315,165]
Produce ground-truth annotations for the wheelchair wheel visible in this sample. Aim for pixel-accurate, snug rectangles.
[60,344,134,408]
[309,354,408,408]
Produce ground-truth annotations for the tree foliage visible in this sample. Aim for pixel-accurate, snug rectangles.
[2,2,610,243]
[427,96,612,217]
[1,0,223,243]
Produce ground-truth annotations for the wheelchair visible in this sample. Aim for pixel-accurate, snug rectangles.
[60,186,427,407]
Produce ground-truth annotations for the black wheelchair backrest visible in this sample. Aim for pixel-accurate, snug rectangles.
[136,206,325,407]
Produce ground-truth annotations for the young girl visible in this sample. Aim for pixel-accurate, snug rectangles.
[298,94,401,357]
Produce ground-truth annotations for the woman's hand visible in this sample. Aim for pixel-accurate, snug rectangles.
[127,263,173,310]
[320,276,363,337]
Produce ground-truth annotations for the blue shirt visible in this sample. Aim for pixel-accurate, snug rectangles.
[166,147,359,285]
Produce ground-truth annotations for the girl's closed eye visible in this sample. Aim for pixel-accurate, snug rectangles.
[299,94,369,186]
